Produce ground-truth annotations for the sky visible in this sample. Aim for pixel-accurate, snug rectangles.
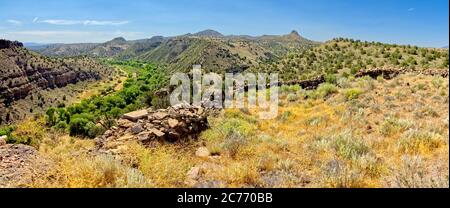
[0,0,448,47]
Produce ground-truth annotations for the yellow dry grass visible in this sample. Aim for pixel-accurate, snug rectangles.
[22,74,448,188]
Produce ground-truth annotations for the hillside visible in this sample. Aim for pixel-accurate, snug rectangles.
[3,71,447,188]
[251,38,449,81]
[0,39,115,124]
[138,30,316,73]
[33,30,317,73]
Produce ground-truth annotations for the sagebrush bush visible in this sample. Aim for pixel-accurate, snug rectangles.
[321,159,366,188]
[386,155,449,188]
[308,83,338,99]
[398,129,445,154]
[331,132,370,160]
[379,117,415,136]
[344,88,364,100]
[222,131,247,159]
[287,93,298,102]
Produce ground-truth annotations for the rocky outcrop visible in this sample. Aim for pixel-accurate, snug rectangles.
[95,105,213,154]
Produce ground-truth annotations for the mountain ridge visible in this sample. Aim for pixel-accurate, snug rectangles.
[32,29,318,73]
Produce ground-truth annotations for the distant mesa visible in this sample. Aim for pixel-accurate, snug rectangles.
[0,39,24,49]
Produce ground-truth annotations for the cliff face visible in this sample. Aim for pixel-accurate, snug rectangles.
[0,39,113,123]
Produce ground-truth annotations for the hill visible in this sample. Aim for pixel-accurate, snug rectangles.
[251,38,449,81]
[137,30,316,73]
[33,30,317,73]
[0,39,115,124]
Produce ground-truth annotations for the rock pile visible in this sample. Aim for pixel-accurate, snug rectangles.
[355,67,449,79]
[95,105,212,153]
[281,75,325,90]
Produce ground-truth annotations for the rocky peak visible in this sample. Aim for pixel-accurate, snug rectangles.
[0,39,24,49]
[286,30,302,40]
[193,29,224,37]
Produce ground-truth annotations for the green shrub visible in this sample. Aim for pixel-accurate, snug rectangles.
[309,83,339,99]
[325,74,337,84]
[86,122,105,138]
[55,121,68,131]
[221,131,247,159]
[69,117,91,137]
[331,132,370,160]
[0,126,14,137]
[287,93,298,102]
[344,88,364,100]
[9,120,45,148]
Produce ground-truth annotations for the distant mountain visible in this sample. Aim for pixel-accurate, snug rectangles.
[192,29,224,37]
[443,46,449,49]
[137,30,317,73]
[32,29,318,73]
[23,42,52,50]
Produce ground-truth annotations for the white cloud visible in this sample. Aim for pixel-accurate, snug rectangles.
[7,19,23,25]
[40,19,129,26]
[33,17,39,23]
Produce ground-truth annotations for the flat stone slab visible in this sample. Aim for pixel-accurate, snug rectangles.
[122,110,149,122]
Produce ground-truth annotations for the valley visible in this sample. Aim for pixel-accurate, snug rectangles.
[0,29,449,188]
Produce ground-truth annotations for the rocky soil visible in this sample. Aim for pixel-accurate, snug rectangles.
[0,142,51,187]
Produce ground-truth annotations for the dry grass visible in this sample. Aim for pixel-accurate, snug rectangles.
[21,74,449,188]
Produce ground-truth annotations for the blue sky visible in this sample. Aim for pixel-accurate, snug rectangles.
[0,0,448,47]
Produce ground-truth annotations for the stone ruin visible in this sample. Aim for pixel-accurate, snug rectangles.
[95,105,213,153]
[355,67,449,79]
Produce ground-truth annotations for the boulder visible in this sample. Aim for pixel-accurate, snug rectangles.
[130,124,144,134]
[117,119,134,128]
[195,147,211,158]
[152,112,168,120]
[187,166,201,180]
[122,110,149,122]
[168,118,179,128]
[137,132,151,142]
[150,128,165,137]
[0,135,7,146]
